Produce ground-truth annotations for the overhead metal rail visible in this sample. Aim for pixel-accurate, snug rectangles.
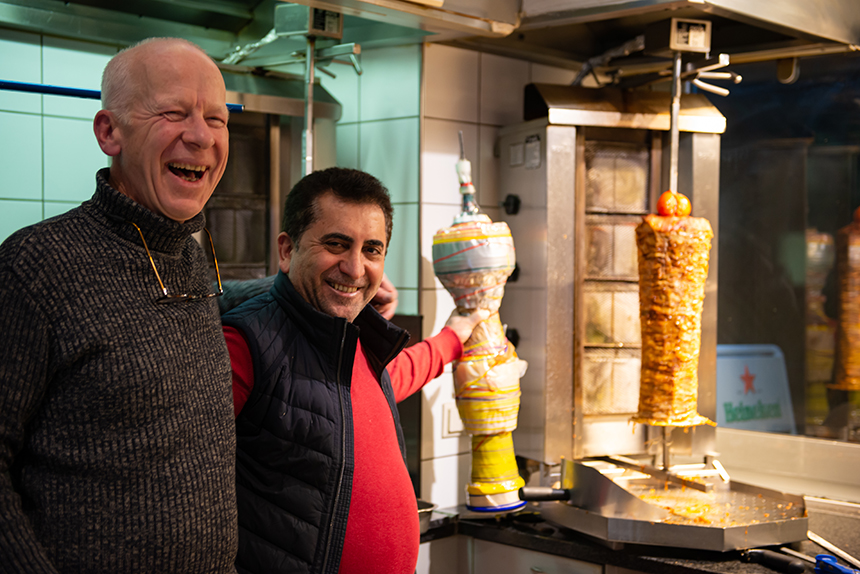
[0,79,245,112]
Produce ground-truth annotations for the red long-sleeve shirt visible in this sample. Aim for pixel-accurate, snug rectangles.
[224,325,461,574]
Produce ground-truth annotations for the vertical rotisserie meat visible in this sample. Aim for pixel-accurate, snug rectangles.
[834,219,860,390]
[633,213,714,426]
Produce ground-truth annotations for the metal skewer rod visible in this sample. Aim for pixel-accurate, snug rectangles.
[302,36,316,176]
[662,426,672,470]
[668,50,682,194]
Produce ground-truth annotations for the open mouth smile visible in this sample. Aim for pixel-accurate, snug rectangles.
[328,281,360,294]
[167,162,208,182]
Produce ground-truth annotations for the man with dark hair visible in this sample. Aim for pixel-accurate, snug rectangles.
[221,167,485,574]
[283,167,394,249]
[0,38,237,573]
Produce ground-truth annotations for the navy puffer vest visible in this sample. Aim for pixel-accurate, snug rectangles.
[222,272,409,574]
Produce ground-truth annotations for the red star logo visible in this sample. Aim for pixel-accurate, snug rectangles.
[740,365,756,395]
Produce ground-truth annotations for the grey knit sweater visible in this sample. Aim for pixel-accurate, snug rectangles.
[0,169,237,573]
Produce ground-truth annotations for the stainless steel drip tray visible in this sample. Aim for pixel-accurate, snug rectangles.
[539,462,808,551]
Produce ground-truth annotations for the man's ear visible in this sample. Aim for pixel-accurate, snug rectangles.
[277,232,295,274]
[93,110,122,157]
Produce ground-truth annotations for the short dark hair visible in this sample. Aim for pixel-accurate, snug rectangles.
[282,167,394,246]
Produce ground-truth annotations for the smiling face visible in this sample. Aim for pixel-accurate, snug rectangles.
[94,40,229,222]
[279,192,387,322]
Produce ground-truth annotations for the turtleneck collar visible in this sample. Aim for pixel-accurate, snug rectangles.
[83,168,205,255]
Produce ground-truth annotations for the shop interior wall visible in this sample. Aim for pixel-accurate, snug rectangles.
[416,43,578,508]
[0,28,115,240]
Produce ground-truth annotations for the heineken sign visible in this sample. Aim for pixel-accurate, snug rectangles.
[723,400,782,423]
[716,344,796,433]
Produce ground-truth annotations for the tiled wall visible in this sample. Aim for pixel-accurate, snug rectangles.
[320,45,423,315]
[0,29,114,242]
[418,43,577,508]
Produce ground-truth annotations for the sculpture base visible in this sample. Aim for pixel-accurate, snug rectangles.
[466,489,526,513]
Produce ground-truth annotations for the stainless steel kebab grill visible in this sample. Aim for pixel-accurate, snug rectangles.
[497,19,808,549]
[522,459,807,551]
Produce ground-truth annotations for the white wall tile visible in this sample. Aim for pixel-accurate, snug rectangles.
[420,203,463,290]
[335,123,359,169]
[43,116,107,202]
[477,124,500,209]
[320,57,360,124]
[42,37,114,120]
[420,452,470,508]
[386,202,419,289]
[360,45,421,122]
[423,44,479,123]
[0,29,42,114]
[420,286,457,341]
[360,117,419,203]
[422,119,478,206]
[530,62,578,85]
[479,52,529,127]
[0,112,42,199]
[482,205,503,224]
[420,372,470,460]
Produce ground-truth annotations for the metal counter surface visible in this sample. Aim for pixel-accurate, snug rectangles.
[423,503,859,574]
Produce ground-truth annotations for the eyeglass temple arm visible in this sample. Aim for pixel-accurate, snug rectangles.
[128,221,170,297]
[202,228,224,294]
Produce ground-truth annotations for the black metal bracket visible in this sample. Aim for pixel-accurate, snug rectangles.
[503,194,521,215]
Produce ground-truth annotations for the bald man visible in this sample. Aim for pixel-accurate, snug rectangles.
[0,38,237,573]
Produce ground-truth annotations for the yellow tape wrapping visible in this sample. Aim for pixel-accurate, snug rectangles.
[453,314,525,435]
[467,433,525,495]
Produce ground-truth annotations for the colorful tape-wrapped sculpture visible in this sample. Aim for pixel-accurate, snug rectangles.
[431,136,527,512]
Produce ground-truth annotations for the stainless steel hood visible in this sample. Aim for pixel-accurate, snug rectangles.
[3,0,858,56]
[447,0,860,72]
[519,0,860,46]
[524,82,726,132]
[2,0,859,88]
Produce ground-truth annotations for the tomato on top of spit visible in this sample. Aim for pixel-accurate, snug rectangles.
[657,190,692,216]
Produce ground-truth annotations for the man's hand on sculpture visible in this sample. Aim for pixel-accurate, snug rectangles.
[371,274,398,320]
[445,309,490,345]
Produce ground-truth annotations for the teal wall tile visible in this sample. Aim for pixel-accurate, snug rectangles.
[42,37,114,119]
[0,112,42,200]
[43,116,106,202]
[386,202,419,289]
[335,123,359,169]
[359,117,419,203]
[0,200,43,243]
[395,288,418,316]
[44,201,82,220]
[320,57,360,124]
[360,45,420,122]
[0,29,42,114]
